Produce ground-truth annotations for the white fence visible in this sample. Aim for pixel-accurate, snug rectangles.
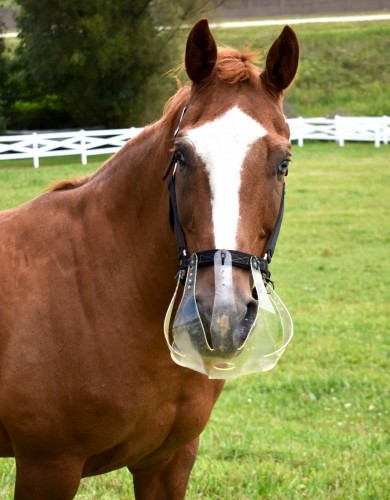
[0,128,143,168]
[288,115,390,147]
[0,116,389,168]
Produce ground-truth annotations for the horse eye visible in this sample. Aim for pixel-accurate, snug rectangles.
[278,160,290,176]
[174,150,186,165]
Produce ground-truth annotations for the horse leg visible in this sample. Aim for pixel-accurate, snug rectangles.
[14,454,84,500]
[131,438,200,500]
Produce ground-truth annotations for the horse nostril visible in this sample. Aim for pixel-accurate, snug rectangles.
[245,298,258,323]
[234,298,258,346]
[195,297,214,348]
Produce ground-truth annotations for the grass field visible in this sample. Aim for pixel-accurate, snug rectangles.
[0,141,389,498]
[212,19,390,118]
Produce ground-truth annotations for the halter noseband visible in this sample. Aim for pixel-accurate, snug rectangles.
[163,107,286,283]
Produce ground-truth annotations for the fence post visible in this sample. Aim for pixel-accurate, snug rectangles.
[298,116,304,147]
[382,116,389,145]
[80,130,87,165]
[32,133,39,168]
[335,115,344,147]
[374,118,381,148]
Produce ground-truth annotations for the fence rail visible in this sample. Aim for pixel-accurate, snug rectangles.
[0,116,388,168]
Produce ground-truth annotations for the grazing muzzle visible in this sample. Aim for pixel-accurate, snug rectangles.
[164,250,293,379]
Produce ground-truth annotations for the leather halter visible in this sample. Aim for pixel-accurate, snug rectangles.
[163,107,286,283]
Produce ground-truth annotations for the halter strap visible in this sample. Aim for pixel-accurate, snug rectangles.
[181,250,269,274]
[168,174,187,260]
[266,182,285,264]
[162,106,188,181]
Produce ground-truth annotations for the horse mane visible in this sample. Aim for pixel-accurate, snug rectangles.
[49,176,92,191]
[49,46,262,192]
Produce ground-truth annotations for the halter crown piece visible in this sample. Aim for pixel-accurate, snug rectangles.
[163,107,293,379]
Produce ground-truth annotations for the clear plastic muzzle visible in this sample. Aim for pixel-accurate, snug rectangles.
[164,250,293,379]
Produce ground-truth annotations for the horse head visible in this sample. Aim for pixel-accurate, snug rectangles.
[164,20,299,379]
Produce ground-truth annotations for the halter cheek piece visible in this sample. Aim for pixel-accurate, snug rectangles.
[163,107,285,283]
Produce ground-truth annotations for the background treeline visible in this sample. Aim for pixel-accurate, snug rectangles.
[0,0,389,132]
[0,0,222,131]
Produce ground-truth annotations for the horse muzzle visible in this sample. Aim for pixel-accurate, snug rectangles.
[164,250,293,379]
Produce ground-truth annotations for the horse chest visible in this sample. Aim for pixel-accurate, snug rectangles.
[82,376,223,474]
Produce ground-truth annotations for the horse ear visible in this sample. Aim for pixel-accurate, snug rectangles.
[261,26,299,93]
[185,19,217,83]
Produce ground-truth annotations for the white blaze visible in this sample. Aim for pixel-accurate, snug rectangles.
[186,106,267,249]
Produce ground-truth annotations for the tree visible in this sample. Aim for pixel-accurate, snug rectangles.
[0,16,10,132]
[13,0,222,129]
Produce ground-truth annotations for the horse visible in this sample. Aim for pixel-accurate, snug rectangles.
[0,19,299,499]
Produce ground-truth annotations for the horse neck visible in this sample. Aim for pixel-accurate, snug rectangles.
[90,121,179,308]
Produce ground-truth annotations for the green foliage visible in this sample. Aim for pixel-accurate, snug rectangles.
[0,143,389,498]
[0,0,18,8]
[11,0,216,128]
[0,20,10,131]
[14,0,167,127]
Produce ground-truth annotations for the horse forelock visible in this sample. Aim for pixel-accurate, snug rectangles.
[215,46,262,86]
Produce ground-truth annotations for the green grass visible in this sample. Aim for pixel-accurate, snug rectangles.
[211,20,390,118]
[0,141,389,498]
[0,155,110,210]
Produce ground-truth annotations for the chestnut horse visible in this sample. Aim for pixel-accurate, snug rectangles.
[0,20,298,499]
